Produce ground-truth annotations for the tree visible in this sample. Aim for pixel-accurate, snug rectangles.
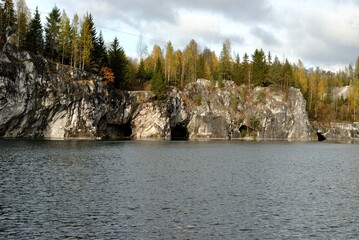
[136,58,148,83]
[58,10,71,64]
[16,0,28,49]
[173,50,182,85]
[44,6,61,60]
[294,59,308,96]
[136,32,147,60]
[355,56,359,79]
[70,14,80,68]
[233,53,241,85]
[101,66,115,87]
[239,53,250,88]
[93,31,108,70]
[108,37,128,89]
[197,53,211,80]
[198,47,216,81]
[349,77,359,121]
[165,41,174,84]
[79,14,93,69]
[145,44,164,75]
[219,38,232,80]
[251,49,268,86]
[0,2,3,42]
[181,39,198,86]
[282,59,293,92]
[25,7,43,54]
[151,57,166,99]
[267,56,282,87]
[85,13,104,72]
[1,0,16,42]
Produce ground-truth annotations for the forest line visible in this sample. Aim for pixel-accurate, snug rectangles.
[1,0,359,122]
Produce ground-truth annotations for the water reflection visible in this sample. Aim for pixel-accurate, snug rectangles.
[1,140,359,239]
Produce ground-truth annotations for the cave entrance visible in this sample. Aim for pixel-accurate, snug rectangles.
[316,132,326,141]
[171,124,189,140]
[106,122,133,140]
[239,125,254,138]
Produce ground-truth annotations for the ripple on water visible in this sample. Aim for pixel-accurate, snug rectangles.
[1,140,359,239]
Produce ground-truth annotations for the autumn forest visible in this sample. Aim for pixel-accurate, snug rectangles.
[1,0,359,123]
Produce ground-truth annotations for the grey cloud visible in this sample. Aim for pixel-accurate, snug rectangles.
[177,0,273,22]
[59,0,273,27]
[297,37,359,67]
[55,0,359,69]
[251,27,280,46]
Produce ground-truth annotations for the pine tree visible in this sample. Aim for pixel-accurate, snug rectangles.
[25,7,43,54]
[44,6,61,60]
[108,37,128,89]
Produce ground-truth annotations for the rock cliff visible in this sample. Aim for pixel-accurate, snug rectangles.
[316,122,359,142]
[0,46,312,141]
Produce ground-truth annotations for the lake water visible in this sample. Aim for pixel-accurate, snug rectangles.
[1,140,359,239]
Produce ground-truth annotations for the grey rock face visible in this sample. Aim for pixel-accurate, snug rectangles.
[0,47,312,141]
[319,123,359,141]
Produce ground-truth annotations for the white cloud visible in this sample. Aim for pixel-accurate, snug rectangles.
[25,0,359,70]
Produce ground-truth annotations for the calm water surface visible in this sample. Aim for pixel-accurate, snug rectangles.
[1,140,359,239]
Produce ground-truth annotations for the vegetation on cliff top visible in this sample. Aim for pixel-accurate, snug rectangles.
[1,0,359,122]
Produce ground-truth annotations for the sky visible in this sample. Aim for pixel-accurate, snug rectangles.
[25,0,359,71]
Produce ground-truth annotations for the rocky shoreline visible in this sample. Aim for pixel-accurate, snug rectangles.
[1,46,357,142]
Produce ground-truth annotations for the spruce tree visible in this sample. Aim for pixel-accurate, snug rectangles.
[136,59,148,83]
[44,6,61,60]
[90,31,108,72]
[251,49,268,86]
[25,7,43,54]
[108,37,128,89]
[151,57,166,99]
[239,53,250,87]
[267,56,283,87]
[1,0,16,42]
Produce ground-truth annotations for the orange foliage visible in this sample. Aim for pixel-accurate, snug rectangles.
[101,67,115,86]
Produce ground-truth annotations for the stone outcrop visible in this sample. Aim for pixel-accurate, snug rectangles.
[0,46,312,141]
[316,122,359,142]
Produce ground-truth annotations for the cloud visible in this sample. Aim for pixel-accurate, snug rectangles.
[28,0,359,70]
[250,26,280,46]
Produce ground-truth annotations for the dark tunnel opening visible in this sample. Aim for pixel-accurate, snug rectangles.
[105,122,133,140]
[171,124,189,140]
